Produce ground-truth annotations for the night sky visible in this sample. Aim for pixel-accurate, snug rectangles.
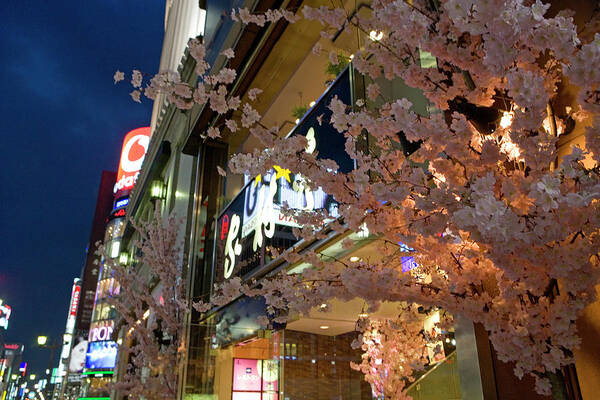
[1,0,164,377]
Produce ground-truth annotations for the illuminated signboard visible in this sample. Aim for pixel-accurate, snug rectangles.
[65,279,81,334]
[85,341,118,370]
[88,321,114,342]
[401,256,418,272]
[0,300,11,329]
[232,358,278,400]
[70,285,81,316]
[113,197,129,210]
[113,127,151,195]
[69,337,88,373]
[109,208,126,220]
[214,69,353,285]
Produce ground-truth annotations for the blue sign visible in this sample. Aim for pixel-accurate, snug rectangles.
[113,197,129,210]
[85,341,118,370]
[401,256,418,272]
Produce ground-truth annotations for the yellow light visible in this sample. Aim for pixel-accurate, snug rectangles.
[119,252,128,265]
[358,313,368,318]
[29,374,36,381]
[319,303,327,309]
[143,309,150,320]
[37,336,48,346]
[150,180,166,200]
[309,101,316,107]
[349,256,361,262]
[369,30,383,41]
[11,374,17,380]
[319,325,329,330]
[499,111,514,130]
[295,118,300,124]
[349,54,354,60]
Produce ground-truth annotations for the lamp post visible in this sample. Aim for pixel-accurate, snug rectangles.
[36,336,58,399]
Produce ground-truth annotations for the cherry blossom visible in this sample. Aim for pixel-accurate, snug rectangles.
[129,90,141,103]
[116,1,600,397]
[100,208,187,400]
[113,70,125,84]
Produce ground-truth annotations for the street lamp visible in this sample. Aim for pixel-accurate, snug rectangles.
[36,336,58,398]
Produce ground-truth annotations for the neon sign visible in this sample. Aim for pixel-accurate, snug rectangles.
[0,300,11,329]
[113,198,129,210]
[113,127,150,195]
[70,285,81,316]
[112,209,126,218]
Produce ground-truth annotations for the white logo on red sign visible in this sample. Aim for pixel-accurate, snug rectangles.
[114,127,151,194]
[120,134,149,173]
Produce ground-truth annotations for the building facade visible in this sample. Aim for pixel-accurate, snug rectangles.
[79,128,150,400]
[76,171,118,335]
[117,1,600,400]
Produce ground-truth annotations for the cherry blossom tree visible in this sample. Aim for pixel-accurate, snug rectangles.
[100,208,187,400]
[116,1,600,398]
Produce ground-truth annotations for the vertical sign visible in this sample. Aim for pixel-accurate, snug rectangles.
[113,127,151,196]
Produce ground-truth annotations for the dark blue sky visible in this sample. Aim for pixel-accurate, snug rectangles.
[1,0,164,376]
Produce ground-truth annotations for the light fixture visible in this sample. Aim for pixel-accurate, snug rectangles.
[37,336,48,346]
[349,54,354,60]
[451,339,456,346]
[358,303,368,318]
[150,180,167,200]
[349,256,361,262]
[319,325,329,330]
[295,118,300,124]
[369,30,383,41]
[119,252,129,265]
[143,309,150,320]
[309,101,316,107]
[29,374,36,381]
[11,374,17,380]
[110,241,121,259]
[319,303,327,309]
[499,111,514,130]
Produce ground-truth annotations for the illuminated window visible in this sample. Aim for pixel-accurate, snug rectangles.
[110,241,120,258]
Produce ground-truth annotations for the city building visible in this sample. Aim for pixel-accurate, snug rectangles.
[76,171,117,335]
[118,1,600,400]
[80,128,151,400]
[46,171,119,400]
[0,343,23,400]
[52,278,82,400]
